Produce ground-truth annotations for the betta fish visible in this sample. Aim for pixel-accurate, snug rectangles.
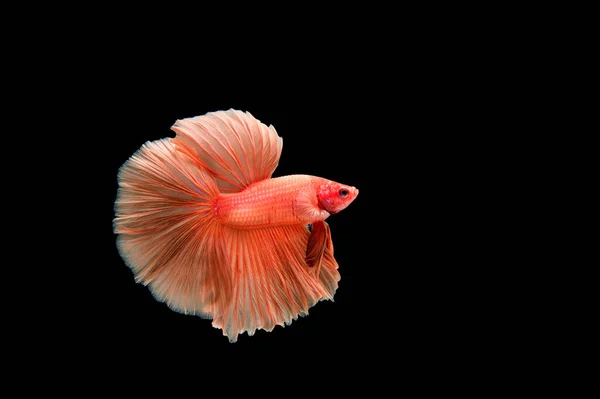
[113,109,358,342]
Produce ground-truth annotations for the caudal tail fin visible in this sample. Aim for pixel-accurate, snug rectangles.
[114,138,232,318]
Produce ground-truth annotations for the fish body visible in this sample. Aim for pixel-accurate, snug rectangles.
[114,110,358,342]
[216,175,356,227]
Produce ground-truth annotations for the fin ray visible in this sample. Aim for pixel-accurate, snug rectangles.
[114,138,232,318]
[171,109,283,193]
[212,224,340,342]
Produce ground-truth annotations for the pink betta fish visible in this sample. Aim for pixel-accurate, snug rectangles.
[113,109,358,342]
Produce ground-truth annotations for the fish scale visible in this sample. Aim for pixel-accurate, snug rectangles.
[215,174,320,228]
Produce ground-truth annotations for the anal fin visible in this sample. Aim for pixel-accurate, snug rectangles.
[213,223,339,342]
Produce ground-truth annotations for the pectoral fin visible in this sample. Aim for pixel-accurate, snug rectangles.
[305,221,332,279]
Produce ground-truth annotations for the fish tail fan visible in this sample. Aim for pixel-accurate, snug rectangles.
[170,109,283,193]
[114,138,232,317]
[211,224,339,343]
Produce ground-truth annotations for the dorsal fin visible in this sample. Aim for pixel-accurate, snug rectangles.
[171,109,283,193]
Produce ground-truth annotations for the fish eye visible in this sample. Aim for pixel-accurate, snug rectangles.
[339,189,348,197]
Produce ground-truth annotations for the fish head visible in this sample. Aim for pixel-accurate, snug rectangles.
[317,180,359,214]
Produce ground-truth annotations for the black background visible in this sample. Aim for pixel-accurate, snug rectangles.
[6,5,539,391]
[75,95,488,368]
[40,46,509,384]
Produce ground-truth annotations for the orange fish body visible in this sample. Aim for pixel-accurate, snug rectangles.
[216,175,353,227]
[114,110,358,342]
